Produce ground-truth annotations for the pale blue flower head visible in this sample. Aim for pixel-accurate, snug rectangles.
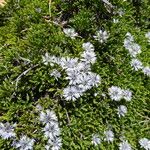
[118,105,127,117]
[13,135,35,150]
[119,140,132,150]
[63,86,83,101]
[91,134,101,146]
[122,89,132,101]
[104,130,114,142]
[139,138,150,150]
[63,28,78,39]
[81,51,96,64]
[142,66,150,77]
[131,59,143,71]
[40,110,58,125]
[108,86,123,101]
[43,122,60,139]
[0,122,16,139]
[82,42,95,52]
[48,136,62,150]
[94,30,109,43]
[50,69,61,80]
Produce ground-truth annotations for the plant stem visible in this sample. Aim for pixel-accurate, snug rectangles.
[15,64,39,90]
[49,0,52,18]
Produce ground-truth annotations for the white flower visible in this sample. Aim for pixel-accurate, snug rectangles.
[145,32,150,42]
[108,86,123,101]
[139,138,150,150]
[63,28,78,39]
[94,93,98,97]
[117,105,127,117]
[48,137,62,150]
[75,62,91,72]
[81,51,96,64]
[91,134,101,146]
[0,122,16,139]
[35,7,42,13]
[125,32,134,42]
[104,130,114,143]
[128,43,141,57]
[94,30,109,43]
[77,73,93,91]
[43,122,60,139]
[40,110,58,125]
[113,18,119,23]
[14,135,35,150]
[122,89,132,101]
[63,86,82,101]
[42,53,60,66]
[131,59,143,71]
[42,53,50,65]
[40,110,62,150]
[117,8,125,17]
[124,33,141,57]
[124,33,134,48]
[35,104,43,111]
[82,42,94,52]
[60,57,78,70]
[50,56,61,65]
[124,38,132,50]
[50,69,61,80]
[119,140,132,150]
[66,70,81,85]
[45,145,51,150]
[142,66,150,77]
[88,72,101,87]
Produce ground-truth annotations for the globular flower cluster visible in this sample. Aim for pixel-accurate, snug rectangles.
[42,42,101,101]
[39,109,62,150]
[124,32,141,57]
[117,105,127,117]
[92,130,114,146]
[63,28,78,39]
[108,86,132,102]
[94,29,109,43]
[108,86,132,117]
[0,122,35,150]
[0,122,16,139]
[130,59,143,71]
[91,130,133,150]
[124,32,150,77]
[142,66,150,77]
[104,130,114,143]
[50,69,61,80]
[13,135,35,150]
[91,134,101,146]
[0,107,61,150]
[119,140,132,150]
[139,138,150,150]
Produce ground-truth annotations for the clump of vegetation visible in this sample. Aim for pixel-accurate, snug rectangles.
[0,0,150,149]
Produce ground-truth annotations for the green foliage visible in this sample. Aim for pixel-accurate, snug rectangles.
[0,0,150,149]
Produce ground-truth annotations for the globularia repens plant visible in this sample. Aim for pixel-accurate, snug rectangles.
[0,0,150,149]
